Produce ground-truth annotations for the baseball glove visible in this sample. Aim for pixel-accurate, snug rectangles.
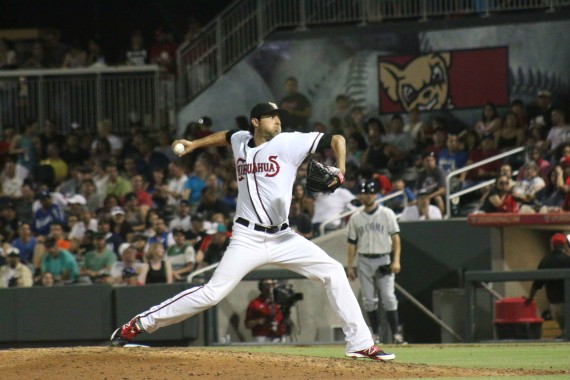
[306,159,345,193]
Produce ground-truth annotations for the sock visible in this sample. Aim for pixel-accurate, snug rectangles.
[367,311,379,334]
[386,310,400,336]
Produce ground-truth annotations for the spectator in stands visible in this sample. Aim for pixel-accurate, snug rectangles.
[346,132,367,168]
[544,108,570,158]
[40,271,54,287]
[110,206,133,242]
[0,202,18,242]
[528,90,554,138]
[0,248,32,288]
[346,106,367,137]
[125,29,148,66]
[154,129,177,162]
[33,190,66,236]
[516,147,550,183]
[86,37,106,66]
[111,245,148,285]
[279,76,312,132]
[437,133,468,191]
[39,120,65,158]
[330,94,351,129]
[423,124,447,156]
[384,114,415,175]
[311,184,357,236]
[292,182,315,219]
[196,223,229,269]
[123,192,145,232]
[15,184,35,225]
[195,186,229,221]
[415,151,446,214]
[510,98,528,128]
[494,111,525,152]
[404,107,426,143]
[0,39,18,69]
[499,164,517,191]
[399,190,443,221]
[478,175,519,213]
[187,214,206,251]
[474,102,501,137]
[11,222,36,265]
[222,179,238,213]
[91,138,113,167]
[61,44,87,68]
[136,137,170,183]
[525,232,570,339]
[9,121,38,177]
[98,218,123,258]
[81,232,116,283]
[361,120,394,176]
[535,165,566,213]
[40,143,68,185]
[68,208,97,252]
[183,158,209,210]
[41,236,79,284]
[384,177,416,214]
[147,217,169,249]
[288,199,313,239]
[50,221,71,250]
[105,160,132,199]
[149,27,178,74]
[166,228,196,281]
[169,200,192,231]
[61,133,89,166]
[458,129,480,156]
[43,30,68,68]
[1,155,23,202]
[129,174,152,213]
[146,167,169,209]
[464,134,501,187]
[92,120,123,156]
[145,242,173,284]
[512,161,546,212]
[80,178,104,212]
[21,41,46,69]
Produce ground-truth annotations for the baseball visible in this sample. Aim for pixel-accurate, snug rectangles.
[173,143,185,155]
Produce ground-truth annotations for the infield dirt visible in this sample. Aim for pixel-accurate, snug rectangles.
[0,347,564,379]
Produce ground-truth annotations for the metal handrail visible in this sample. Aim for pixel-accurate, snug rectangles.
[187,263,220,283]
[444,146,526,218]
[318,190,403,236]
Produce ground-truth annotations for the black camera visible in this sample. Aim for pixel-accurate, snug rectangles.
[273,283,303,317]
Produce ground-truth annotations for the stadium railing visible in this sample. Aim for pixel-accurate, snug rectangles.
[0,65,174,133]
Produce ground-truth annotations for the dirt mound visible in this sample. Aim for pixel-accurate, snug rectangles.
[0,347,561,379]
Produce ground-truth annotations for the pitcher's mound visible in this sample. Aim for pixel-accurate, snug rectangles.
[0,347,559,379]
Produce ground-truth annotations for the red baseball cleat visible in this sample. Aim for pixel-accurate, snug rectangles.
[110,317,145,347]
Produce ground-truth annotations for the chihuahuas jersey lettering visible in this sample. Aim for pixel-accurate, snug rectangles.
[229,130,323,226]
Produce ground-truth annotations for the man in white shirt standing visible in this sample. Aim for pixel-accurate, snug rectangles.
[166,160,188,205]
[311,186,357,236]
[399,191,443,221]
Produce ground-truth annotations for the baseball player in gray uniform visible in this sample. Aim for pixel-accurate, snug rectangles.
[111,102,395,361]
[347,180,406,344]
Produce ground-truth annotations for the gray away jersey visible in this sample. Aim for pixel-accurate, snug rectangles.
[347,205,399,254]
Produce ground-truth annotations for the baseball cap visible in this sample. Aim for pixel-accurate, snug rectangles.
[206,223,227,235]
[6,247,20,257]
[198,116,212,127]
[111,206,125,216]
[422,151,437,159]
[250,102,289,121]
[122,267,138,279]
[36,190,51,200]
[44,236,57,248]
[66,194,86,205]
[358,180,378,194]
[538,90,551,98]
[550,233,566,247]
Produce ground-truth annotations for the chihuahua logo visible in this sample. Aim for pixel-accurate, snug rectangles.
[380,53,452,111]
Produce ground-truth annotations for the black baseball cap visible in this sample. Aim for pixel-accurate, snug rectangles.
[250,102,289,121]
[358,180,378,194]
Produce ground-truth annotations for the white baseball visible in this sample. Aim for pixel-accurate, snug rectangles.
[173,143,185,155]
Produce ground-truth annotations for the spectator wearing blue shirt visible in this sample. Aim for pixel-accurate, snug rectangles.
[33,190,65,236]
[182,158,209,210]
[11,222,36,264]
[437,134,468,191]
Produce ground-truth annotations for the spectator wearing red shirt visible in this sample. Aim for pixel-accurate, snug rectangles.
[245,279,287,342]
[149,28,177,74]
[464,134,501,186]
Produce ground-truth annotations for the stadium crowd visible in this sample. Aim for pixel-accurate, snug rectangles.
[1,25,570,288]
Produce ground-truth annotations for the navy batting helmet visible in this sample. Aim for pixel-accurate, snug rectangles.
[358,180,378,194]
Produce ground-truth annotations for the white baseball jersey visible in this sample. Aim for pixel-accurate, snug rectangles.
[229,130,324,226]
[347,205,399,254]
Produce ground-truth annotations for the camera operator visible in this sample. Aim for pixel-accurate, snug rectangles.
[245,279,287,342]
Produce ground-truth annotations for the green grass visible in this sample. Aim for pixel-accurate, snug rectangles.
[213,343,570,374]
